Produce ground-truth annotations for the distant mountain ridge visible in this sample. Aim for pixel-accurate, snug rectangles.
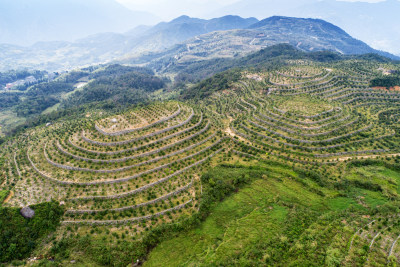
[0,15,259,71]
[126,16,398,72]
[120,15,258,53]
[0,15,397,72]
[213,0,400,55]
[247,16,376,54]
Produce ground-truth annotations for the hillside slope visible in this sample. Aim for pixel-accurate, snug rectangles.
[129,16,397,72]
[214,0,400,55]
[3,51,400,265]
[0,15,257,72]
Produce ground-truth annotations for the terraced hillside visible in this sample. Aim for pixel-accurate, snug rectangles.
[142,61,400,266]
[193,62,400,165]
[3,101,227,230]
[3,58,400,266]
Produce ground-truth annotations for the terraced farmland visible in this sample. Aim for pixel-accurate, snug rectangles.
[4,102,227,229]
[3,59,400,265]
[209,64,400,165]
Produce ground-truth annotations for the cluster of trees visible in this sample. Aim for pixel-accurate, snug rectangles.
[15,96,59,117]
[63,71,166,108]
[182,69,241,99]
[89,65,154,79]
[0,93,20,109]
[0,201,64,263]
[12,81,75,116]
[370,75,400,88]
[0,70,47,87]
[26,81,74,97]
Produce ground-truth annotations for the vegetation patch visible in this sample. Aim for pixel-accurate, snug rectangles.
[0,201,64,263]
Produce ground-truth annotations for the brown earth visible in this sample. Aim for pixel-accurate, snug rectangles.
[3,191,14,204]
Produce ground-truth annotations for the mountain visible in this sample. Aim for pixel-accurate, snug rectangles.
[127,16,397,72]
[286,0,400,55]
[0,0,159,46]
[0,15,259,71]
[120,15,259,54]
[0,16,397,72]
[214,0,400,55]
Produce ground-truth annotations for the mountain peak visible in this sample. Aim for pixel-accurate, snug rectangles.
[170,15,198,24]
[248,16,349,37]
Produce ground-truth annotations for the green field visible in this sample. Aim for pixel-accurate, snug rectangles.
[145,161,400,266]
[0,109,26,135]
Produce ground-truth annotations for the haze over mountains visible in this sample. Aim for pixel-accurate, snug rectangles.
[0,15,259,71]
[1,0,399,56]
[0,0,158,46]
[0,14,397,72]
[130,16,395,73]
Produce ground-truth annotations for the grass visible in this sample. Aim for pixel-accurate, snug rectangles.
[327,197,358,211]
[0,190,10,204]
[144,160,400,266]
[42,103,60,115]
[144,179,283,266]
[346,165,400,199]
[0,109,26,134]
[144,163,325,266]
[361,190,388,208]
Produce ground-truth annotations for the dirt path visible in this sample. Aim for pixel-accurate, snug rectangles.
[336,153,400,162]
[3,191,13,204]
[225,127,246,142]
[225,116,246,142]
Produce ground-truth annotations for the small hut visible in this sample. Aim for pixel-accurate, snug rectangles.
[20,206,35,219]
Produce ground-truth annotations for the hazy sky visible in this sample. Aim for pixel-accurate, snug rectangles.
[116,0,238,19]
[116,0,386,20]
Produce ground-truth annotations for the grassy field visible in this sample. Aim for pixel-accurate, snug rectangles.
[41,103,61,115]
[0,109,26,135]
[144,159,400,266]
